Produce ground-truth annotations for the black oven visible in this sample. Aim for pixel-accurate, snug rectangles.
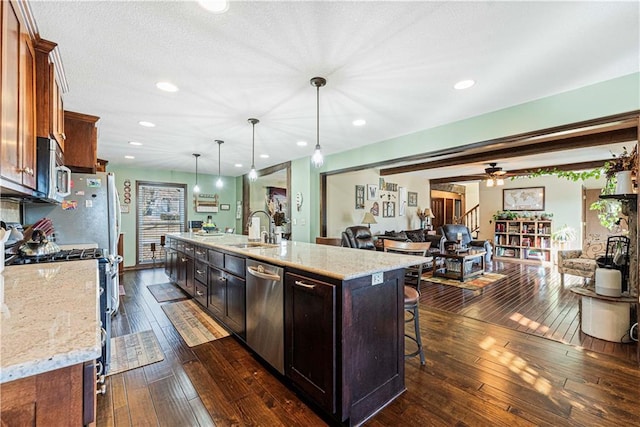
[5,248,113,382]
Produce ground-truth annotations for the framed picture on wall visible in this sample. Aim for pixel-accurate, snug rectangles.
[408,191,418,207]
[367,184,378,200]
[383,201,395,217]
[355,185,365,209]
[503,187,545,211]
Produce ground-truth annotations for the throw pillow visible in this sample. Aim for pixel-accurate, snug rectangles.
[405,229,425,242]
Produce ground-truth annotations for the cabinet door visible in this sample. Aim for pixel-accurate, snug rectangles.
[225,273,246,337]
[207,267,225,318]
[285,272,336,413]
[19,31,36,189]
[184,256,195,297]
[1,1,21,184]
[63,111,99,173]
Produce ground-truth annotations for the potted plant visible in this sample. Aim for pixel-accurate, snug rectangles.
[540,212,553,221]
[604,146,637,194]
[551,224,576,250]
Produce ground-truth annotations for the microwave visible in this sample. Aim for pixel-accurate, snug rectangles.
[36,137,71,203]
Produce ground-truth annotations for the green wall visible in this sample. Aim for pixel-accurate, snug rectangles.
[292,72,639,241]
[107,165,237,267]
[110,73,640,252]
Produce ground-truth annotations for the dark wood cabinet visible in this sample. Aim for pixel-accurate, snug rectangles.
[224,272,246,336]
[207,266,225,318]
[176,252,194,297]
[63,110,99,173]
[285,272,336,413]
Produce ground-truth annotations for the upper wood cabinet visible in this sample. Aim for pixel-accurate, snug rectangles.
[34,38,65,149]
[1,0,37,191]
[64,110,99,173]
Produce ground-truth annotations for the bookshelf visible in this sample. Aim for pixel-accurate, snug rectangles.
[493,218,553,262]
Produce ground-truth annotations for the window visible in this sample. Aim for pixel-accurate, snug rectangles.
[136,181,186,266]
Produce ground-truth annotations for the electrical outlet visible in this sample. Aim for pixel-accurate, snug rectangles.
[371,272,383,286]
[292,218,297,225]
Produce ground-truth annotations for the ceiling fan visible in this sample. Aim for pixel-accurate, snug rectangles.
[485,163,507,187]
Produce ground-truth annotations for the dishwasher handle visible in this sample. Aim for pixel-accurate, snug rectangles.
[247,265,281,281]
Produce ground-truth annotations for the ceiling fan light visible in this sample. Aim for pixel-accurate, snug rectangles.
[486,178,495,187]
[496,178,505,186]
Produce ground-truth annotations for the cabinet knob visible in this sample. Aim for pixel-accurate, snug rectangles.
[96,384,106,395]
[196,290,204,296]
[61,132,66,140]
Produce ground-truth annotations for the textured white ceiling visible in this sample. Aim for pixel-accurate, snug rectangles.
[29,1,639,179]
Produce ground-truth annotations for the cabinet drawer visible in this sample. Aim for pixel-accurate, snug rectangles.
[208,249,224,268]
[183,244,195,256]
[194,246,207,262]
[194,282,207,308]
[194,261,208,285]
[224,253,245,277]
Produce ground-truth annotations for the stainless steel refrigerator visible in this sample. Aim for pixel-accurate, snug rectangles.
[24,172,122,311]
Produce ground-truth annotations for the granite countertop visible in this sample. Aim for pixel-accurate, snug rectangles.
[170,232,427,280]
[0,260,101,384]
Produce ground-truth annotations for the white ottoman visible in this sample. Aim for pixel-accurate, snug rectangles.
[581,296,631,342]
[595,267,621,297]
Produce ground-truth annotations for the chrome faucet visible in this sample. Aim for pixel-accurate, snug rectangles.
[248,210,274,243]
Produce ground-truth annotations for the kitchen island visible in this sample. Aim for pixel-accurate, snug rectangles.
[0,260,101,424]
[166,232,427,426]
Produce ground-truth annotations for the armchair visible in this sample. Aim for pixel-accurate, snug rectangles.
[341,226,376,250]
[439,224,493,262]
[557,239,605,285]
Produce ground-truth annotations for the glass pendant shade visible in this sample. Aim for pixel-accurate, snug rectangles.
[216,177,223,188]
[311,144,323,168]
[310,77,326,168]
[193,153,201,193]
[247,118,259,182]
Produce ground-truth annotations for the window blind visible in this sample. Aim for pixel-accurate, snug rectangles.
[136,181,186,265]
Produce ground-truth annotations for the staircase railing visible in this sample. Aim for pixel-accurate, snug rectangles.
[457,204,480,237]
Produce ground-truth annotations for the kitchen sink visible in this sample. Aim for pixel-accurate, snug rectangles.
[226,242,278,249]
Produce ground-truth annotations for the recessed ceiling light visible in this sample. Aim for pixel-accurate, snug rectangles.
[259,154,269,159]
[352,119,366,127]
[197,0,229,13]
[234,163,243,168]
[156,81,179,92]
[297,141,308,147]
[454,79,476,90]
[128,141,143,146]
[124,155,135,159]
[138,121,156,127]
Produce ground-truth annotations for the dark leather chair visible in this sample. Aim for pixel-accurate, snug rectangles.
[439,224,493,262]
[341,226,376,250]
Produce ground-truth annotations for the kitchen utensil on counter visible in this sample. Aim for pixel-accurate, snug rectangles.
[18,229,60,257]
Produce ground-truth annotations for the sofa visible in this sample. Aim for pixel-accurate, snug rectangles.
[382,224,493,262]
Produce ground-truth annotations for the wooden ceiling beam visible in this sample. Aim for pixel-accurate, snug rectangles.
[380,127,636,176]
[428,160,609,185]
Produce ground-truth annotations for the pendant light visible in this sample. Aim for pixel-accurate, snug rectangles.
[310,76,326,168]
[248,118,259,182]
[192,153,201,193]
[215,140,224,188]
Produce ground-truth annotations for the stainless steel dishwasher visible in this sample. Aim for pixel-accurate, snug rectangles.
[246,259,284,374]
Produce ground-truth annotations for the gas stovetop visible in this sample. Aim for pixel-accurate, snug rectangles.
[5,248,108,265]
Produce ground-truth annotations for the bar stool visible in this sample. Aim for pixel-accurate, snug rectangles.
[404,285,426,365]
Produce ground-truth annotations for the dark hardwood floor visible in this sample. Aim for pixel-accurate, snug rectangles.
[421,260,638,362]
[98,265,640,426]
